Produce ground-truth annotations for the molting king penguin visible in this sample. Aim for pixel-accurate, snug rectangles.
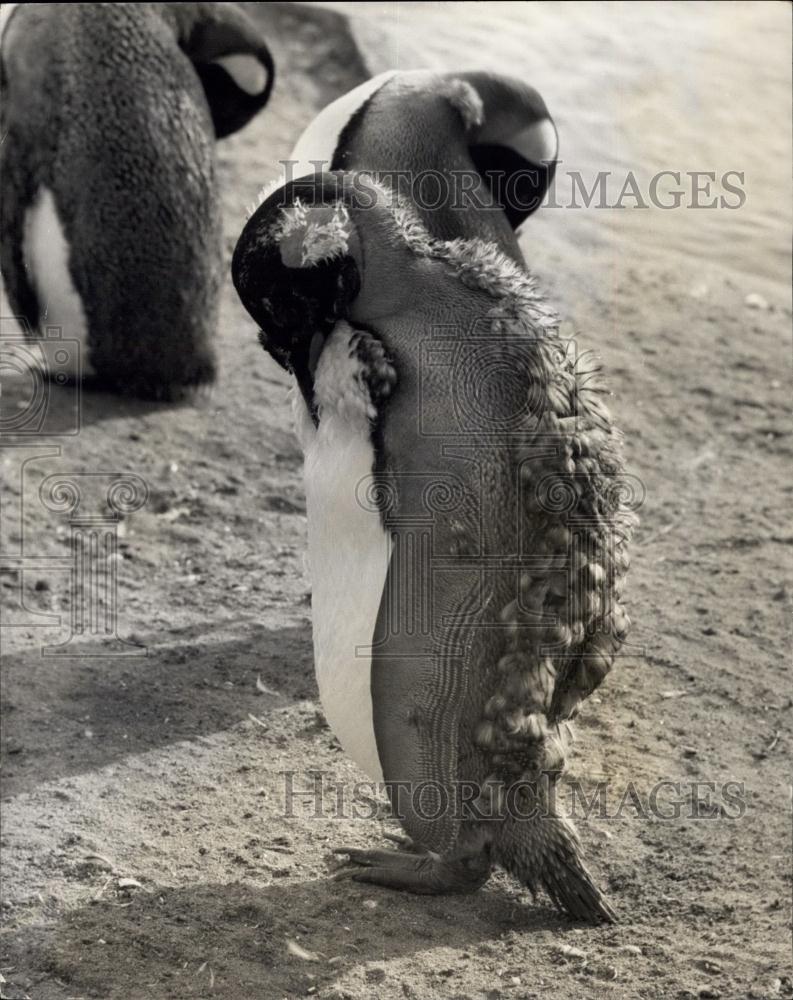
[232,72,639,923]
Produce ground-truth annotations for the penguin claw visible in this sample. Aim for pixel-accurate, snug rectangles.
[381,832,421,852]
[330,845,491,895]
[332,846,378,867]
[332,833,420,863]
[331,847,439,893]
[333,846,416,870]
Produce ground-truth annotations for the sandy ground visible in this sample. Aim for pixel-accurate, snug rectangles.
[1,2,791,999]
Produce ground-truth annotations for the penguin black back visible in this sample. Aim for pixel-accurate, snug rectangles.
[0,2,273,399]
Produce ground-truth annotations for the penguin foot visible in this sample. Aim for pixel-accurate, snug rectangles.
[332,844,491,895]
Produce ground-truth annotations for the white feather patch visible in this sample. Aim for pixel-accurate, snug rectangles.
[515,117,558,165]
[290,70,395,179]
[276,199,351,268]
[437,77,484,130]
[299,321,390,782]
[245,174,285,220]
[212,53,267,95]
[22,187,92,376]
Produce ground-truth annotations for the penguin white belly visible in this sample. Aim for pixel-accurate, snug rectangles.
[0,3,18,44]
[296,323,391,783]
[22,187,91,376]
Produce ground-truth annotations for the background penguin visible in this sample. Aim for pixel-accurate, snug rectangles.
[285,69,558,261]
[0,2,273,399]
[233,161,637,922]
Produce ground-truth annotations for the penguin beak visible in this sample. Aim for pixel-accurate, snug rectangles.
[307,332,325,379]
[296,332,327,422]
[257,325,325,422]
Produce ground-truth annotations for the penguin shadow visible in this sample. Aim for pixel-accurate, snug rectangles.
[0,368,205,437]
[79,374,219,427]
[0,620,314,797]
[19,871,569,998]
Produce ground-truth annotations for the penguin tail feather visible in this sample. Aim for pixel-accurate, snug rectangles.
[493,797,617,924]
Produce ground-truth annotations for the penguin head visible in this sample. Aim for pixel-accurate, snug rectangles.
[166,2,274,138]
[290,69,558,243]
[233,171,450,415]
[450,71,559,228]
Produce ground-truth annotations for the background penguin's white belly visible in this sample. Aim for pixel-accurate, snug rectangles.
[296,326,392,783]
[22,187,91,376]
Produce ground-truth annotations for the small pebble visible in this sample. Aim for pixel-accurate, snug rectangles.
[362,899,377,910]
[744,292,769,310]
[117,877,142,889]
[555,944,586,961]
[619,945,642,956]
